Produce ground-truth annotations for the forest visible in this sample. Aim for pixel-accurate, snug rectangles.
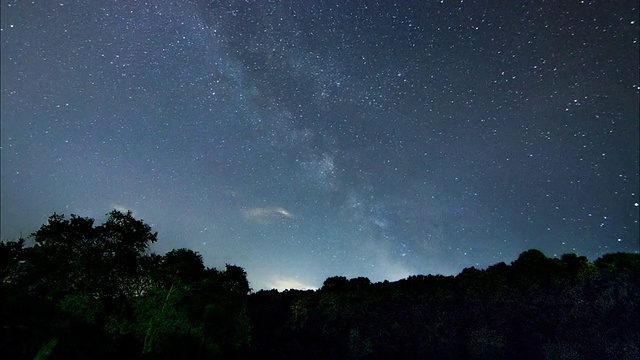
[1,211,638,359]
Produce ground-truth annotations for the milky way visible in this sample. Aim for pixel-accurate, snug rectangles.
[2,0,638,290]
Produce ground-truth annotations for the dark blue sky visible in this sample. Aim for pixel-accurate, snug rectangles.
[2,0,638,290]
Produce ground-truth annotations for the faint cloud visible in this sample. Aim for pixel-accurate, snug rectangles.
[242,206,294,221]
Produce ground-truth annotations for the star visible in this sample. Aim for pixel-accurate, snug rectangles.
[1,0,638,289]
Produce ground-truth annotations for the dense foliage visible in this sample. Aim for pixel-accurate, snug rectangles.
[1,211,638,359]
[247,250,640,360]
[0,211,250,359]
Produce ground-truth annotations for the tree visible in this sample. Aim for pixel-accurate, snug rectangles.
[1,211,253,359]
[594,253,640,270]
[321,276,349,291]
[0,211,159,359]
[131,251,252,358]
[0,237,24,283]
[28,210,158,300]
[223,264,251,295]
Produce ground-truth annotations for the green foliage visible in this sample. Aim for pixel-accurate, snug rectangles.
[348,328,373,358]
[0,211,251,360]
[56,293,104,326]
[594,252,640,270]
[131,252,252,357]
[0,237,24,282]
[135,283,196,355]
[2,212,638,360]
[33,338,58,360]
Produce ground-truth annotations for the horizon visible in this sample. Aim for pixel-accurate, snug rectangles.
[3,208,637,292]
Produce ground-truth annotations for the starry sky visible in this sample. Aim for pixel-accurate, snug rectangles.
[1,0,638,291]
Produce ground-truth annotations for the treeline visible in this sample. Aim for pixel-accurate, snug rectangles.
[247,250,639,359]
[1,212,639,359]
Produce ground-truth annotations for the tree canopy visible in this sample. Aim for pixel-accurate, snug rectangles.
[1,211,638,359]
[0,211,250,359]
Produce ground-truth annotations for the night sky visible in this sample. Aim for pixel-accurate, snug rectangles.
[2,1,638,291]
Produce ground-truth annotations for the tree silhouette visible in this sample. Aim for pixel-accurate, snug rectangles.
[2,212,638,360]
[0,211,251,359]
